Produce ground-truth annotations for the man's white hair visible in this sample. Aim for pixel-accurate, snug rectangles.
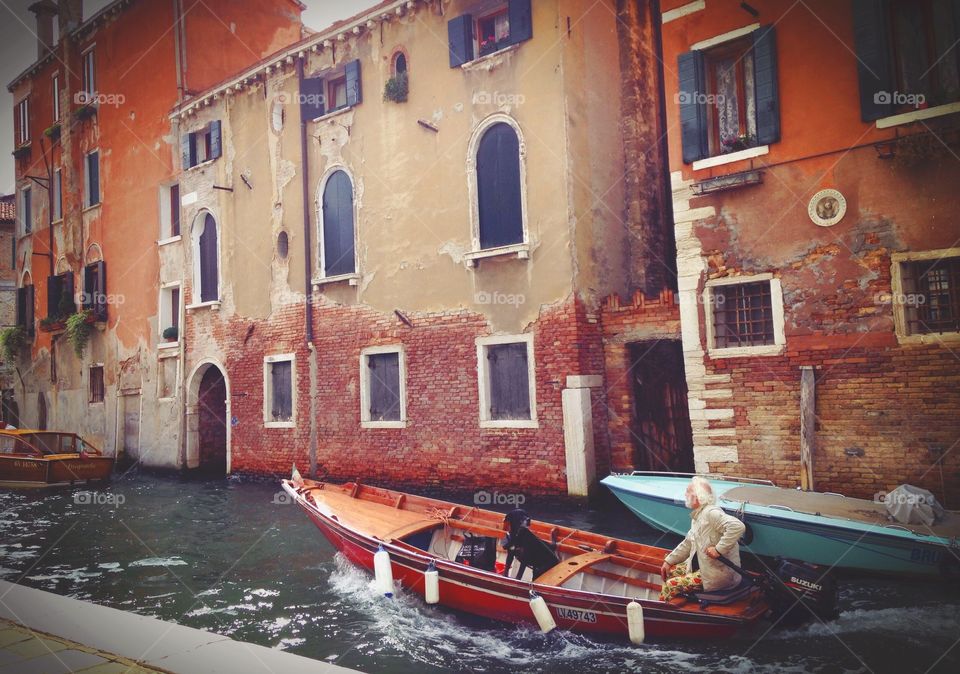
[690,475,716,506]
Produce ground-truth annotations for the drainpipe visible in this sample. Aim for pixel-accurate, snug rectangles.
[297,55,318,478]
[172,0,185,103]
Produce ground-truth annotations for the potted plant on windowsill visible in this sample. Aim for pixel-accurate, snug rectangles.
[0,326,28,363]
[65,309,94,358]
[383,72,408,103]
[12,144,30,160]
[74,102,97,121]
[162,326,178,342]
[44,122,62,140]
[39,316,66,333]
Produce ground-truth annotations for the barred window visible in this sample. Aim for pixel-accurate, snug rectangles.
[901,257,960,335]
[712,281,775,348]
[89,365,104,404]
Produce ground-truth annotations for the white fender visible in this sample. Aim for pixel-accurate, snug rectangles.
[529,592,556,633]
[424,561,440,605]
[627,600,645,645]
[373,545,394,598]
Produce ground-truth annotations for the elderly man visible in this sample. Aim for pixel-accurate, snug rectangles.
[659,476,746,601]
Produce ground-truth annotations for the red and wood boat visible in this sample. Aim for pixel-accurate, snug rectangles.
[0,430,114,487]
[281,477,775,641]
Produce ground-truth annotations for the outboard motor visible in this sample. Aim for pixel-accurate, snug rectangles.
[765,558,839,625]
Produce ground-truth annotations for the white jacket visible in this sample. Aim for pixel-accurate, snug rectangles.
[664,504,745,591]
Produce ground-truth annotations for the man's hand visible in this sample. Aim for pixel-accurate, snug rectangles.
[660,561,673,580]
[706,546,721,559]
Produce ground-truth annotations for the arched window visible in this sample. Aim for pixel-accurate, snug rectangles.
[194,212,219,302]
[476,122,524,250]
[392,52,407,77]
[319,170,356,277]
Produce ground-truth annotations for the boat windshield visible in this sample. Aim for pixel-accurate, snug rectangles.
[0,435,41,455]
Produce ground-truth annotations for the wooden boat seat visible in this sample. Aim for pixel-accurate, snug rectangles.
[382,519,442,542]
[310,489,433,540]
[722,485,960,538]
[534,551,612,587]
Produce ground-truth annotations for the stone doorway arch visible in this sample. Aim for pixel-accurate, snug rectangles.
[185,360,230,475]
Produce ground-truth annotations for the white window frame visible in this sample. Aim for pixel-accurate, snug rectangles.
[15,97,30,145]
[52,72,60,122]
[188,209,222,308]
[158,282,181,348]
[52,168,62,222]
[476,334,538,429]
[158,182,181,243]
[81,46,96,98]
[83,149,100,209]
[263,353,296,428]
[313,165,360,286]
[464,113,531,265]
[703,273,786,358]
[359,345,407,429]
[890,248,960,345]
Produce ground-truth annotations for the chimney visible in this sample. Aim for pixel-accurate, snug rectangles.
[28,1,58,59]
[58,0,82,34]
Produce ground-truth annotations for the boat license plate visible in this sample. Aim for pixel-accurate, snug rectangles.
[557,607,597,623]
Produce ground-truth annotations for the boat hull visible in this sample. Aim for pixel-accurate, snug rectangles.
[603,475,958,579]
[0,455,114,488]
[286,483,760,640]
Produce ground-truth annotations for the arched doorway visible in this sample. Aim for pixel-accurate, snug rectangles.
[185,362,229,475]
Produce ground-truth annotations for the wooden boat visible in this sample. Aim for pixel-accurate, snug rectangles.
[0,430,114,487]
[603,472,960,579]
[281,477,783,641]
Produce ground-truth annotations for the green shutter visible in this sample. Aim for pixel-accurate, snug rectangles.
[678,50,708,163]
[852,0,894,121]
[753,26,780,145]
[448,14,474,67]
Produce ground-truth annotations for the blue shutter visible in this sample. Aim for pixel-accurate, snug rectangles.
[508,0,533,44]
[678,50,708,163]
[752,26,780,146]
[853,0,894,121]
[209,120,222,160]
[94,261,107,321]
[321,171,356,276]
[477,123,523,249]
[300,77,325,120]
[345,60,362,106]
[181,132,192,169]
[199,215,219,302]
[448,14,474,67]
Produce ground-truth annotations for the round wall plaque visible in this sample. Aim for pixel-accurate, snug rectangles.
[808,189,846,227]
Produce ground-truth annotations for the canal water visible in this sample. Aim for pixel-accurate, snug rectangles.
[1,472,958,673]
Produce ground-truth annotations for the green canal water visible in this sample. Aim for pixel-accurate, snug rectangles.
[1,471,958,673]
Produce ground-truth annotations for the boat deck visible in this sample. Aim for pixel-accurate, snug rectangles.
[721,485,960,538]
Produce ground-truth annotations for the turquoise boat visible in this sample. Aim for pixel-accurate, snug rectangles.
[602,472,960,579]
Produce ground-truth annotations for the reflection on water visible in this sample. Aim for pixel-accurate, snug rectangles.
[1,472,958,673]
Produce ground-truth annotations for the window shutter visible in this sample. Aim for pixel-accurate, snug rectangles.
[25,285,34,336]
[368,353,400,421]
[88,153,100,206]
[47,274,62,318]
[447,14,474,67]
[63,272,75,315]
[94,260,107,321]
[508,0,533,45]
[852,0,894,121]
[345,60,362,107]
[752,25,780,145]
[300,76,325,120]
[17,287,27,330]
[209,120,222,160]
[678,50,708,163]
[271,361,292,421]
[477,123,524,249]
[199,216,219,302]
[180,133,192,170]
[322,171,356,276]
[488,344,530,420]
